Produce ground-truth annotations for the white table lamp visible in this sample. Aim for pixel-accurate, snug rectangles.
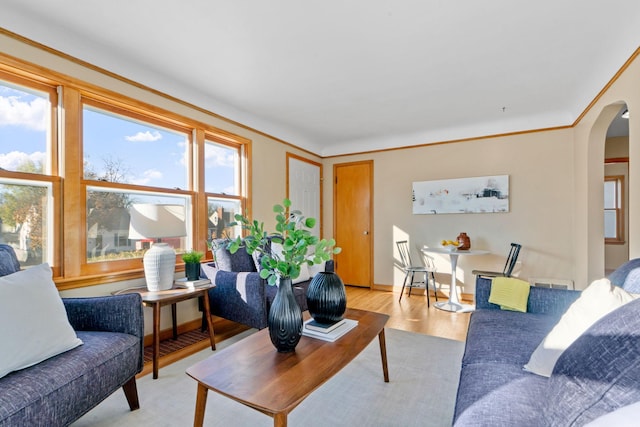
[128,204,186,291]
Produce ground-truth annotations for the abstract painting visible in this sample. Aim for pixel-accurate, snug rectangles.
[412,175,509,214]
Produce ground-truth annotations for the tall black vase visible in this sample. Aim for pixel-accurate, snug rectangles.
[306,271,347,324]
[268,277,303,353]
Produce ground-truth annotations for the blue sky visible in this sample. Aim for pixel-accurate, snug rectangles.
[1,83,236,194]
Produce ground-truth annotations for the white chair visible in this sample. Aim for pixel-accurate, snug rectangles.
[396,240,438,306]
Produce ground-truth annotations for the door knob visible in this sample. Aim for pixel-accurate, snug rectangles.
[363,231,369,235]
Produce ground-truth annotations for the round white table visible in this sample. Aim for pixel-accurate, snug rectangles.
[422,247,489,312]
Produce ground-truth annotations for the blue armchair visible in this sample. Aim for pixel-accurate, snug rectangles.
[0,245,144,426]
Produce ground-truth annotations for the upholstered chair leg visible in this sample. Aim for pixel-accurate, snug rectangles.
[122,377,140,411]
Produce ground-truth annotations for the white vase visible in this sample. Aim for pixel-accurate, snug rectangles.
[143,243,176,291]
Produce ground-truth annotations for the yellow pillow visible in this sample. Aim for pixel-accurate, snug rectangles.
[488,277,531,312]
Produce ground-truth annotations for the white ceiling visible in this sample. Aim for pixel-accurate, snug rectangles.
[1,1,639,156]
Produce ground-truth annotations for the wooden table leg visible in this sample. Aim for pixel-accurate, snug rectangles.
[193,383,208,427]
[201,291,216,350]
[273,412,287,427]
[171,303,178,340]
[152,303,161,379]
[378,328,389,382]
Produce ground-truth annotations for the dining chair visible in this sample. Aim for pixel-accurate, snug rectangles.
[396,240,438,305]
[472,243,522,279]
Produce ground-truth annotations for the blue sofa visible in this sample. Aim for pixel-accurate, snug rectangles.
[0,245,144,426]
[453,259,640,426]
[201,239,334,329]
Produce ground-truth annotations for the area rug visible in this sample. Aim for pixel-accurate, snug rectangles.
[73,328,464,427]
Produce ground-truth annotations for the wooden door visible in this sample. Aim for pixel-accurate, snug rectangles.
[334,161,373,288]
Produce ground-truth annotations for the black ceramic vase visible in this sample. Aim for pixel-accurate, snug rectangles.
[268,277,303,352]
[306,271,347,324]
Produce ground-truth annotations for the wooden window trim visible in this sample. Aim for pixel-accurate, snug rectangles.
[0,56,251,290]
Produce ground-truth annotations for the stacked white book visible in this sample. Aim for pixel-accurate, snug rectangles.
[302,318,358,342]
[174,278,211,289]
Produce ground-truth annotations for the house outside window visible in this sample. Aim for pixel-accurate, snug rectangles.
[205,138,243,243]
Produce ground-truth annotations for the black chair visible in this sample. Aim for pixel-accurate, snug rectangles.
[472,243,522,279]
[396,240,438,305]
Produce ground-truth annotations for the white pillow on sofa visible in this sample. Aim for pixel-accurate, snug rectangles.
[0,263,82,379]
[524,278,637,377]
[270,242,312,284]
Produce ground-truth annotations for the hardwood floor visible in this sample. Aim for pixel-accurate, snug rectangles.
[140,284,470,377]
[345,286,471,342]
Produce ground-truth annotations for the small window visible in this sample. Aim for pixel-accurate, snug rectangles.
[205,140,239,195]
[604,176,624,243]
[0,181,51,266]
[207,197,242,241]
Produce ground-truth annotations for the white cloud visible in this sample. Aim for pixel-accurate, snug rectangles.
[0,151,46,170]
[205,144,235,168]
[0,95,47,131]
[131,169,163,186]
[125,130,162,142]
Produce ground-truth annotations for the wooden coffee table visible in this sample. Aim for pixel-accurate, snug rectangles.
[186,308,389,427]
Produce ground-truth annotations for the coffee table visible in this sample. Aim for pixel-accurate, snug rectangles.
[186,308,389,427]
[114,283,216,379]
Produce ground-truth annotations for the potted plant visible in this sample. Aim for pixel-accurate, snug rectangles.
[227,198,340,352]
[181,250,204,281]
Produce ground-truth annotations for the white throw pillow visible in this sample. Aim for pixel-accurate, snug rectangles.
[270,242,312,284]
[0,263,83,379]
[293,262,311,284]
[524,278,637,377]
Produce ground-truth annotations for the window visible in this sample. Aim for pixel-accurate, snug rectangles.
[604,175,624,243]
[0,74,58,270]
[82,102,192,266]
[0,61,249,287]
[205,137,244,244]
[86,188,189,263]
[83,103,188,189]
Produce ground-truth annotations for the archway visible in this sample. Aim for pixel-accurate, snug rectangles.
[604,105,630,273]
[585,101,628,280]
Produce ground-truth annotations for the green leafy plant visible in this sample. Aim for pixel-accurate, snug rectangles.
[181,250,204,264]
[227,198,341,286]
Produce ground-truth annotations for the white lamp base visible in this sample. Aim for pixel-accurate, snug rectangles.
[143,243,176,291]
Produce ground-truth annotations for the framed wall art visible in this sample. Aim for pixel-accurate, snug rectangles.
[412,175,509,214]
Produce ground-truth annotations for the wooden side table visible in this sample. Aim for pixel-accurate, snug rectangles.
[114,283,216,379]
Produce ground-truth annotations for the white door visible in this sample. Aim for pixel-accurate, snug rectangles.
[288,155,321,237]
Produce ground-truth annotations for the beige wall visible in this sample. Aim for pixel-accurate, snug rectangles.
[322,129,575,294]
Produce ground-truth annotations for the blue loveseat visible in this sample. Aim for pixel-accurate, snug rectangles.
[201,239,334,329]
[0,245,144,426]
[453,259,640,426]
